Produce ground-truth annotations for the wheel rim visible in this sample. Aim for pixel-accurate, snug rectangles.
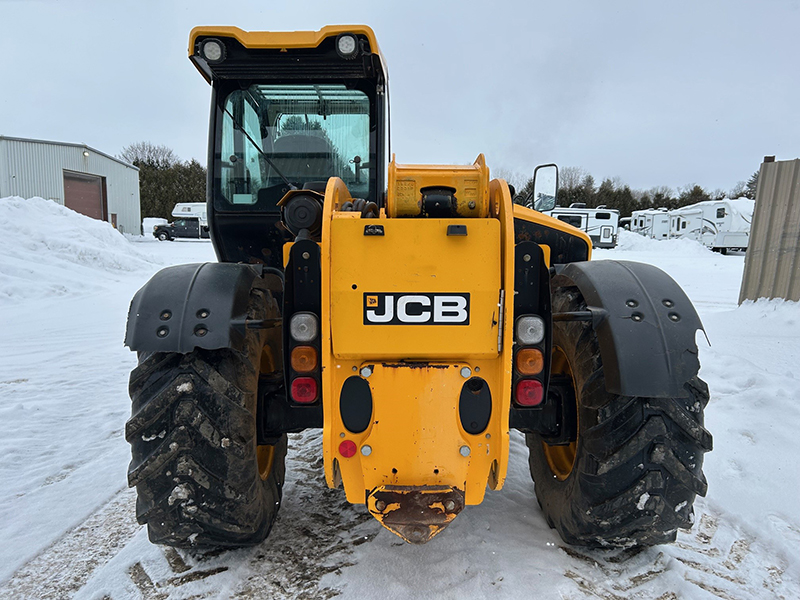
[542,346,578,481]
[257,445,275,480]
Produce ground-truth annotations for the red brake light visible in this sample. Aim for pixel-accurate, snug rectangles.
[515,379,544,406]
[291,377,318,404]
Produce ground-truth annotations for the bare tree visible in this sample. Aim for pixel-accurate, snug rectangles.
[493,167,528,191]
[729,181,747,199]
[560,166,589,190]
[120,142,180,169]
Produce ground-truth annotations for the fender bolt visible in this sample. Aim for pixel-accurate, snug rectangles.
[160,311,172,321]
[459,445,471,457]
[523,254,531,262]
[157,327,169,337]
[663,299,674,308]
[302,252,310,260]
[445,500,456,511]
[375,500,386,511]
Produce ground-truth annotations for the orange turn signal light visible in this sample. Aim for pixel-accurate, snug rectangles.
[291,345,318,373]
[516,348,544,375]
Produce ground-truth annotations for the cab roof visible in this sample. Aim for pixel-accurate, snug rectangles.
[188,25,386,84]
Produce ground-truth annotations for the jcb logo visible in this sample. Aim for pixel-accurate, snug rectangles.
[364,293,470,325]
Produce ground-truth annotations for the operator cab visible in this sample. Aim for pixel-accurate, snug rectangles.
[189,27,388,266]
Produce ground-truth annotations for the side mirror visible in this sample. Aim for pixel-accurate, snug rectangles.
[531,164,559,212]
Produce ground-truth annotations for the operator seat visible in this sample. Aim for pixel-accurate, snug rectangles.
[270,133,337,183]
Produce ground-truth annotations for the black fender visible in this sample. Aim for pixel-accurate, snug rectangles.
[125,262,276,354]
[553,260,704,398]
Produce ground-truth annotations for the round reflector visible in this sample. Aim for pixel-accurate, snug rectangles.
[290,377,318,404]
[515,379,544,406]
[516,348,544,375]
[516,316,545,345]
[290,313,318,343]
[290,346,318,373]
[339,440,357,458]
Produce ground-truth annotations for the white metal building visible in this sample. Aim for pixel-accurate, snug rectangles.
[0,135,140,234]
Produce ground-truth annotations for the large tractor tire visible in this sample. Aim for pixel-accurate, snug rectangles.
[125,285,286,547]
[527,284,712,547]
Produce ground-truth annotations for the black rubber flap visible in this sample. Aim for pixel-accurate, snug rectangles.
[125,262,260,354]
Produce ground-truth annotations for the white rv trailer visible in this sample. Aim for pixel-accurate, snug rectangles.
[668,199,754,253]
[630,208,671,240]
[540,203,620,248]
[171,202,208,227]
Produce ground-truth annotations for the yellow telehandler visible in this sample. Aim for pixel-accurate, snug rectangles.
[125,25,711,547]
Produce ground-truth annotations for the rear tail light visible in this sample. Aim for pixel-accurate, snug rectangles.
[515,379,544,406]
[516,348,544,375]
[290,346,318,373]
[290,313,318,342]
[516,316,545,345]
[290,377,318,404]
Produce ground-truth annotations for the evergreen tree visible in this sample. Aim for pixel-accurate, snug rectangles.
[677,185,711,207]
[120,142,207,220]
[745,171,759,199]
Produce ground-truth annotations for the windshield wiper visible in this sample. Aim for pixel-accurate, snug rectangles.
[222,105,296,192]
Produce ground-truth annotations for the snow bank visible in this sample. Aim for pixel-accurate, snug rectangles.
[0,196,160,304]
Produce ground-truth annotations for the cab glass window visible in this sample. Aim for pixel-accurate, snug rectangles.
[217,84,372,210]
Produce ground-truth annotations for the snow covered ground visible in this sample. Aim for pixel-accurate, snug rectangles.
[0,200,798,599]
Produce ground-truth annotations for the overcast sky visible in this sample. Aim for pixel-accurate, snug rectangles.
[1,0,798,192]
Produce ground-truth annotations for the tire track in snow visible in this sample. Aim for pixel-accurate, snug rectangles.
[0,488,140,599]
[559,504,798,599]
[22,431,381,599]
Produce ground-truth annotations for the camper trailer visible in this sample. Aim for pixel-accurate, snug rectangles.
[630,208,671,240]
[541,203,620,248]
[171,202,208,227]
[669,199,754,253]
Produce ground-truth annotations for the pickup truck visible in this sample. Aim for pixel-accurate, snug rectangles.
[153,217,210,241]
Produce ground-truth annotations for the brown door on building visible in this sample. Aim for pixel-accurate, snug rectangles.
[63,171,106,220]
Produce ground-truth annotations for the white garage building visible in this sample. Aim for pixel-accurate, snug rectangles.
[0,135,140,234]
